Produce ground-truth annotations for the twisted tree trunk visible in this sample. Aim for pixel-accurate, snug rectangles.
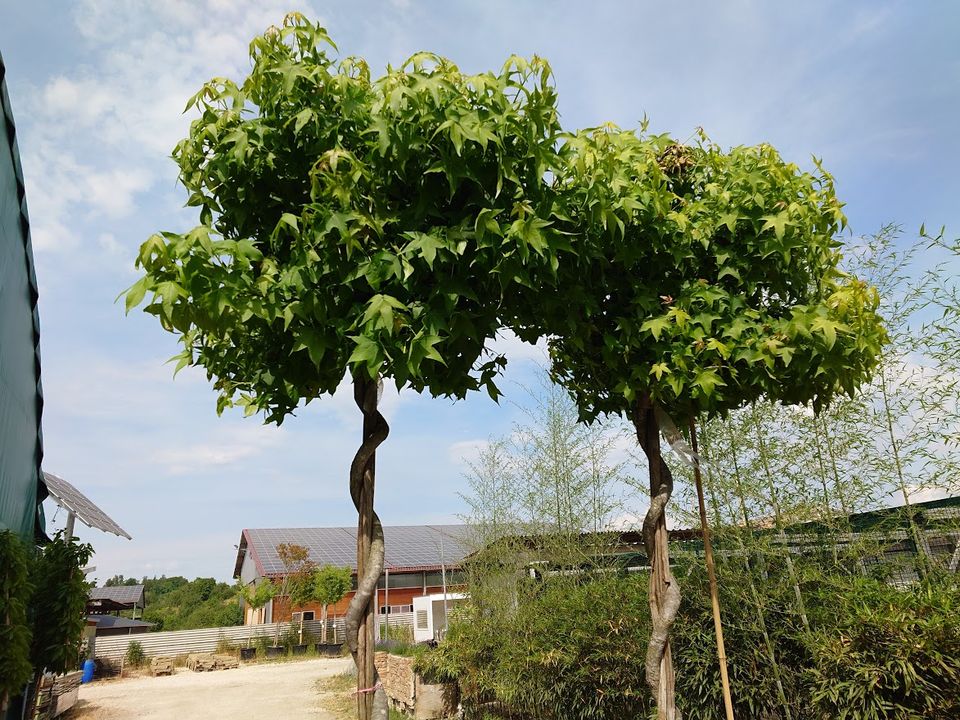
[633,396,681,720]
[345,373,389,720]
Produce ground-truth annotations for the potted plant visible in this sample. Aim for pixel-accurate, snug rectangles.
[272,543,315,657]
[288,570,316,656]
[237,581,276,661]
[313,566,352,657]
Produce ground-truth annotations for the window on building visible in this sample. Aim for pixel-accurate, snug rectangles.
[379,605,414,615]
[416,610,428,630]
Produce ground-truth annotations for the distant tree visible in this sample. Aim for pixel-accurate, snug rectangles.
[193,577,216,602]
[288,570,318,645]
[238,581,277,626]
[138,576,243,631]
[313,566,353,644]
[275,543,314,645]
[104,575,139,587]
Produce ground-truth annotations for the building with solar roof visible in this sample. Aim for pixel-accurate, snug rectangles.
[87,584,147,617]
[233,525,469,625]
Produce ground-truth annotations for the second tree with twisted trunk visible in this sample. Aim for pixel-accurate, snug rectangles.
[522,128,888,719]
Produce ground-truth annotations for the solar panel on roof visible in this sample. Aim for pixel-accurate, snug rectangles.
[42,472,131,539]
[89,585,145,606]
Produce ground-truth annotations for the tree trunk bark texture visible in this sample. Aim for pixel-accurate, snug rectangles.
[633,397,681,720]
[345,373,389,720]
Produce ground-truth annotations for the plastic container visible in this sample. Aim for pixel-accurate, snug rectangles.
[81,658,95,684]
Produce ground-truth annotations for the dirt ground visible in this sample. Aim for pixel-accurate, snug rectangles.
[66,657,355,720]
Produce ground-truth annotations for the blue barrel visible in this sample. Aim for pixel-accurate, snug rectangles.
[81,659,95,684]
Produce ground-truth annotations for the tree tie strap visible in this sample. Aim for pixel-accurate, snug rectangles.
[353,682,383,695]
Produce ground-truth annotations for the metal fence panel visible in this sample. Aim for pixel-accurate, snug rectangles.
[93,619,333,661]
[93,612,416,662]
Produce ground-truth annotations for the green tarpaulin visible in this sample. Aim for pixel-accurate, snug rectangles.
[0,50,45,541]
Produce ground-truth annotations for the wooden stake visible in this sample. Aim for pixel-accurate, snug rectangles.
[689,418,735,720]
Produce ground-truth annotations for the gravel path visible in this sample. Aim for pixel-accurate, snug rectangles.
[67,657,354,720]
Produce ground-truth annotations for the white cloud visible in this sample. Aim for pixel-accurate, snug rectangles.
[447,439,489,465]
[41,353,205,423]
[22,142,153,259]
[42,76,118,125]
[151,423,285,475]
[86,167,152,217]
[21,1,323,264]
[604,511,646,531]
[29,218,80,253]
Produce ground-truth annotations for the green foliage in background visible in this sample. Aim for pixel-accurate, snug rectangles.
[110,575,243,631]
[0,531,34,706]
[313,565,351,608]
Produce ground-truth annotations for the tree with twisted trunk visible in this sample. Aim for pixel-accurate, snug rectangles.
[125,14,564,719]
[521,128,888,718]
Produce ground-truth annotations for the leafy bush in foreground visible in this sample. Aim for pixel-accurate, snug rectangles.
[421,568,960,720]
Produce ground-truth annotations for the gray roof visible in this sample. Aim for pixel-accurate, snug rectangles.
[89,585,145,607]
[239,525,470,578]
[42,472,131,539]
[89,615,153,630]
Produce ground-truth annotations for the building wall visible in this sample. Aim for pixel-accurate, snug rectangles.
[263,584,464,625]
[238,551,259,586]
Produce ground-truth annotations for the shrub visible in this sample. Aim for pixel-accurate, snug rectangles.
[0,531,33,707]
[29,532,94,674]
[422,572,653,719]
[254,635,270,657]
[125,641,146,668]
[424,564,960,720]
[805,576,960,720]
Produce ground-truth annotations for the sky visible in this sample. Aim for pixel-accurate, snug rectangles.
[1,1,958,582]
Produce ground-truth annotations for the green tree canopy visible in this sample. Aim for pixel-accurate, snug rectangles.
[314,565,352,607]
[535,127,887,422]
[127,13,565,422]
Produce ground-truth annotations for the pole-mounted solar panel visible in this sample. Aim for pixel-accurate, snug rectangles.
[42,472,132,540]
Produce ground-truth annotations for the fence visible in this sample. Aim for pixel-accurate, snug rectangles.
[93,611,416,662]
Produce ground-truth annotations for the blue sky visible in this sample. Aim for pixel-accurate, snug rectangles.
[1,1,957,581]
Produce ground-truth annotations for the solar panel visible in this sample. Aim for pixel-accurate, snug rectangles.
[42,472,132,540]
[89,584,145,606]
[245,524,470,575]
